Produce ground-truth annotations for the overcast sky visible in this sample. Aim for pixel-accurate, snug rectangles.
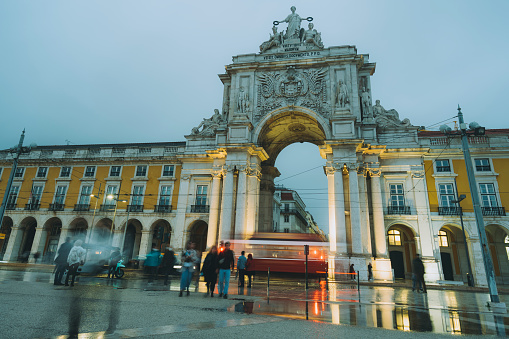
[1,1,508,231]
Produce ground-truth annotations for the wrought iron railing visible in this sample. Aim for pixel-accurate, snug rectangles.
[127,205,144,212]
[48,203,65,211]
[74,204,90,212]
[482,207,506,216]
[154,205,172,213]
[438,206,463,216]
[25,203,40,211]
[387,205,411,215]
[190,205,209,213]
[100,204,116,212]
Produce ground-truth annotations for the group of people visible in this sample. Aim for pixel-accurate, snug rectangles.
[54,237,86,287]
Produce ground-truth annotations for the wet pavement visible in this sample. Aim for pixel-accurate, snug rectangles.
[0,268,508,337]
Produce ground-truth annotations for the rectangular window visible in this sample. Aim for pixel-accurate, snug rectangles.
[159,185,172,206]
[284,203,289,211]
[78,185,92,205]
[131,185,144,205]
[479,183,498,207]
[7,186,20,206]
[110,166,121,177]
[439,184,455,207]
[388,230,402,246]
[435,159,451,173]
[36,167,48,178]
[162,165,174,177]
[284,215,290,223]
[30,185,44,204]
[390,184,405,206]
[195,185,208,205]
[14,167,24,178]
[60,167,71,178]
[84,166,96,177]
[105,185,119,205]
[54,185,67,204]
[136,165,147,177]
[284,228,290,233]
[475,158,491,172]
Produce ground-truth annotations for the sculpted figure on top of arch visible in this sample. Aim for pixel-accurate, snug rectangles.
[372,99,412,129]
[301,23,323,48]
[191,109,226,136]
[277,6,310,39]
[260,26,283,53]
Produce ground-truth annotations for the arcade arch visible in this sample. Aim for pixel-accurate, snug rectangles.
[15,217,37,262]
[387,224,416,279]
[41,217,62,263]
[0,217,13,260]
[69,217,88,242]
[486,224,509,284]
[149,219,172,253]
[92,218,113,245]
[438,224,473,283]
[188,220,208,254]
[121,218,143,259]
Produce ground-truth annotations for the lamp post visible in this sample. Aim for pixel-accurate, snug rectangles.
[87,183,102,245]
[441,106,501,305]
[451,193,474,287]
[107,194,127,249]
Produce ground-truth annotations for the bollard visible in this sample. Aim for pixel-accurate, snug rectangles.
[357,270,360,298]
[325,266,329,291]
[267,267,270,298]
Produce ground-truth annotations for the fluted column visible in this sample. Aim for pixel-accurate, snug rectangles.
[234,166,248,238]
[370,169,387,257]
[206,170,222,248]
[326,166,337,254]
[348,164,363,255]
[29,227,46,262]
[358,172,372,255]
[245,166,260,238]
[219,165,235,241]
[138,230,151,259]
[327,162,346,255]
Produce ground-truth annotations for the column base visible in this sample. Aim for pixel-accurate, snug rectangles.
[372,258,393,282]
[422,257,441,284]
[328,255,371,281]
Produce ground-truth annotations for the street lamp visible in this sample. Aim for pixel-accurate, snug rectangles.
[451,193,474,287]
[440,106,502,308]
[107,194,127,251]
[86,184,102,245]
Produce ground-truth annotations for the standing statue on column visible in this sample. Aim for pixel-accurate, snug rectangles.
[335,80,349,108]
[276,6,311,40]
[237,87,249,113]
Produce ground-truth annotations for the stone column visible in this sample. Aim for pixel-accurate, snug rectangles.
[3,226,23,262]
[326,166,337,254]
[334,166,347,254]
[370,170,387,257]
[174,174,190,250]
[245,167,260,238]
[257,165,280,233]
[358,171,372,255]
[206,170,222,248]
[348,164,363,255]
[234,166,248,238]
[138,230,151,259]
[219,165,235,241]
[29,227,46,263]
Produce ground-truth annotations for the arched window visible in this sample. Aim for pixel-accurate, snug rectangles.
[388,229,401,246]
[505,236,509,260]
[439,230,449,247]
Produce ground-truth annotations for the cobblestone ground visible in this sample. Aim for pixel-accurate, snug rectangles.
[0,267,506,338]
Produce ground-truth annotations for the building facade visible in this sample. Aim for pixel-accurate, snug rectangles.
[274,186,309,233]
[0,8,508,286]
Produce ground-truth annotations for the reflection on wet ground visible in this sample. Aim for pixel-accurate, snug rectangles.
[2,270,509,336]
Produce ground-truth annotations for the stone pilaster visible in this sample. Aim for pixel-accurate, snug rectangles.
[234,166,248,238]
[219,165,235,241]
[3,226,22,262]
[138,230,151,260]
[245,166,261,238]
[206,169,222,248]
[326,162,347,255]
[369,169,387,258]
[358,170,372,255]
[347,163,363,256]
[29,227,46,263]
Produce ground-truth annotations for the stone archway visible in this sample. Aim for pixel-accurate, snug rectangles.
[93,218,113,246]
[69,217,88,243]
[438,224,473,283]
[0,217,13,260]
[188,220,208,254]
[387,224,416,280]
[120,218,143,259]
[486,224,509,284]
[150,219,172,253]
[18,217,37,262]
[41,217,62,263]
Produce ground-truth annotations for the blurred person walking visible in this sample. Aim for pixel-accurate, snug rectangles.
[65,240,86,287]
[161,246,175,286]
[368,262,373,281]
[245,253,255,288]
[412,254,427,293]
[237,251,247,287]
[145,244,161,283]
[107,247,122,279]
[202,245,219,297]
[54,237,72,285]
[217,241,234,299]
[179,241,199,297]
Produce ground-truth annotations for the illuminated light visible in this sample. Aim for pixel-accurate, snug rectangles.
[107,194,115,200]
[314,250,317,254]
[320,256,323,260]
[314,302,319,315]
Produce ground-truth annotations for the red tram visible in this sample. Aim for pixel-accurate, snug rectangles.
[230,233,328,274]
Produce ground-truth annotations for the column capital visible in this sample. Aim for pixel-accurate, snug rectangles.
[366,167,381,177]
[325,162,345,175]
[223,164,235,174]
[411,170,425,178]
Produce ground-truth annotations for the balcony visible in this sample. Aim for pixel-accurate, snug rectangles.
[154,205,172,213]
[5,203,16,210]
[387,205,411,215]
[74,204,90,212]
[436,166,451,173]
[482,207,506,216]
[100,204,116,212]
[282,208,308,224]
[438,206,463,216]
[127,205,144,212]
[25,203,40,211]
[191,205,209,213]
[48,203,65,211]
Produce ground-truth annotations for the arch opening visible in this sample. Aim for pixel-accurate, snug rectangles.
[387,225,416,280]
[188,220,208,254]
[0,217,13,260]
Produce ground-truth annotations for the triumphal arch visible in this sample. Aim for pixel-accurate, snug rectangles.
[184,7,423,280]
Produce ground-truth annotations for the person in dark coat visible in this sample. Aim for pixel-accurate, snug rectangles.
[349,263,355,280]
[245,253,255,288]
[412,253,427,293]
[367,262,373,281]
[54,237,72,285]
[201,245,219,297]
[161,247,175,286]
[107,247,121,279]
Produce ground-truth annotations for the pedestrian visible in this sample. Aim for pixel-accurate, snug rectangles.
[161,246,175,286]
[349,263,355,280]
[412,254,427,293]
[65,240,86,287]
[179,241,199,297]
[245,253,255,288]
[54,237,73,285]
[107,247,121,279]
[237,251,247,287]
[368,262,373,281]
[217,241,234,299]
[201,245,219,297]
[144,244,161,283]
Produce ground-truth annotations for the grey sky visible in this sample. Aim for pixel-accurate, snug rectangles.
[1,1,508,231]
